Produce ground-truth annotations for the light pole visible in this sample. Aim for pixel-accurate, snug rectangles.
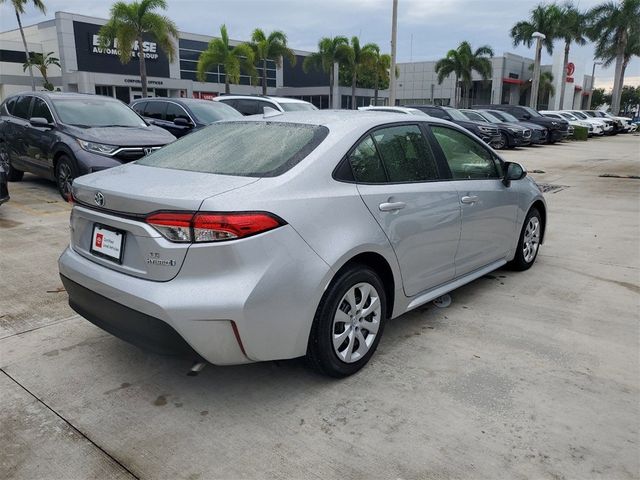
[389,0,398,106]
[529,31,545,109]
[587,61,602,109]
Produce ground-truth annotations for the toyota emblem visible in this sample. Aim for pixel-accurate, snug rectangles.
[94,191,105,207]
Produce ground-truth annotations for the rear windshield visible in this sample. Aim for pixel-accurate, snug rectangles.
[136,121,328,177]
[279,102,317,112]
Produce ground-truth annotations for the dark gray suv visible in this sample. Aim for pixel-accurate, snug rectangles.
[0,92,175,199]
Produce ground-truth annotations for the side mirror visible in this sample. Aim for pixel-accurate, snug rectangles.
[503,161,527,187]
[30,117,53,128]
[173,117,191,127]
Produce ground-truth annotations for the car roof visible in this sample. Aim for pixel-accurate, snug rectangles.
[215,95,310,104]
[222,109,457,131]
[358,106,424,114]
[6,91,113,101]
[132,97,224,106]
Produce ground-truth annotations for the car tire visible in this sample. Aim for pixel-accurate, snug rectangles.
[0,142,23,181]
[55,155,77,200]
[507,207,542,271]
[495,132,508,149]
[307,265,387,378]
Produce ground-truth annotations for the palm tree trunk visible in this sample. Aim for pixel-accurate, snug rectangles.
[610,32,627,115]
[225,76,230,95]
[16,10,36,91]
[351,69,357,110]
[558,41,570,109]
[374,74,379,105]
[454,75,458,107]
[329,71,334,109]
[138,36,148,98]
[615,57,629,113]
[262,58,267,95]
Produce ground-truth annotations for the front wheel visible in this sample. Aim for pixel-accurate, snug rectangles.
[55,155,77,200]
[493,132,508,150]
[307,265,387,378]
[507,208,542,271]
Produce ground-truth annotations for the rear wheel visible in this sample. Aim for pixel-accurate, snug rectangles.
[307,265,386,378]
[55,155,77,200]
[507,208,542,271]
[0,142,23,181]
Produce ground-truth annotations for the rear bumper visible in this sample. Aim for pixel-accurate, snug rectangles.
[61,274,198,356]
[58,223,331,365]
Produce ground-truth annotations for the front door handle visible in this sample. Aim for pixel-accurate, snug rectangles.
[460,195,479,204]
[379,201,406,212]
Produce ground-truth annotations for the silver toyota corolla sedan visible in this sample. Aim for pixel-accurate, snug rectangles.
[58,111,546,377]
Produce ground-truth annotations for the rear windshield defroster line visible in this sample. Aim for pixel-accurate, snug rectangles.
[136,121,329,177]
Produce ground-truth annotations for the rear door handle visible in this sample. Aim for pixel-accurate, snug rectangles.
[460,195,479,205]
[379,201,406,212]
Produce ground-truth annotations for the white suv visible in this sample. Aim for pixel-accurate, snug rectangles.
[214,95,317,115]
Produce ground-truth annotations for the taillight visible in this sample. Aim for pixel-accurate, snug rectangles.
[146,211,285,243]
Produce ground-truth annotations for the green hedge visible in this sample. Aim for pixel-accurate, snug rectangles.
[572,125,589,141]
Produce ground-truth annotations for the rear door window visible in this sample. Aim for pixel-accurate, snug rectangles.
[12,96,32,119]
[348,136,387,183]
[372,125,439,182]
[137,121,329,177]
[143,101,166,120]
[3,97,17,115]
[431,125,499,179]
[234,99,264,115]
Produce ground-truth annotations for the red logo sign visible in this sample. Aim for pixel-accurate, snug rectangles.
[95,233,103,248]
[566,62,575,76]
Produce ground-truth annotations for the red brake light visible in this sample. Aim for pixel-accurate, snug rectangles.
[145,211,285,243]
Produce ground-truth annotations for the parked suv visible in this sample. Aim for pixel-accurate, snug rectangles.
[131,97,241,138]
[0,92,175,199]
[214,95,317,115]
[460,109,531,149]
[474,104,568,143]
[476,109,548,144]
[404,105,501,145]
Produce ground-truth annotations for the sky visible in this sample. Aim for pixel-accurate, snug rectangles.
[1,0,638,91]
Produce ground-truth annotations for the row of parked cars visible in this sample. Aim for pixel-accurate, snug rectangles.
[0,91,635,203]
[361,103,637,149]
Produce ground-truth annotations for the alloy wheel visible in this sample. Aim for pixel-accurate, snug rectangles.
[522,216,540,263]
[332,282,381,363]
[57,162,73,199]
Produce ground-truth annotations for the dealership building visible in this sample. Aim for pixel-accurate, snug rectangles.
[1,11,594,111]
[0,11,386,108]
[396,52,595,110]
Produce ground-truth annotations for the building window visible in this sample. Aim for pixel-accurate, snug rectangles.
[95,85,114,97]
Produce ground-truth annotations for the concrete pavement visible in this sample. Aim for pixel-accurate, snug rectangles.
[1,134,638,479]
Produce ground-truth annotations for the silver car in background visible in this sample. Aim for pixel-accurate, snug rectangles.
[58,111,546,377]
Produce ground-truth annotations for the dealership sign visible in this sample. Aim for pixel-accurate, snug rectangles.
[74,21,169,77]
[91,35,160,60]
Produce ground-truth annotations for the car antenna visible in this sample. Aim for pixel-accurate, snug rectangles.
[263,106,283,118]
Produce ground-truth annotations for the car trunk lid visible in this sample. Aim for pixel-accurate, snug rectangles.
[70,164,259,281]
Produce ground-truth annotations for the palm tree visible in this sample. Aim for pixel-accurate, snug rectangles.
[511,4,560,108]
[303,36,351,108]
[250,29,296,96]
[343,37,377,109]
[523,65,555,108]
[98,0,177,98]
[197,25,256,95]
[22,51,60,90]
[1,0,46,91]
[554,2,587,108]
[587,0,640,114]
[435,41,494,108]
